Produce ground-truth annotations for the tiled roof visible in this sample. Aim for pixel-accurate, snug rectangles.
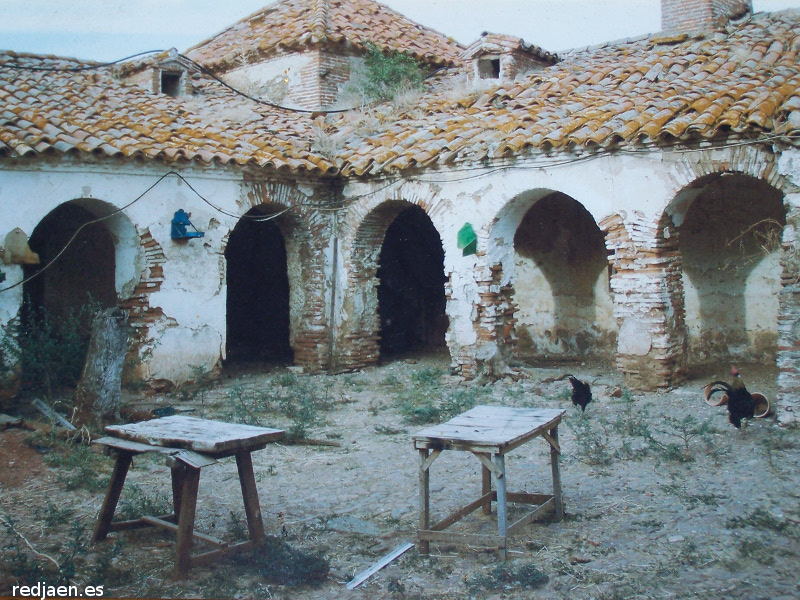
[1,10,799,176]
[186,0,465,71]
[0,52,335,172]
[333,10,800,175]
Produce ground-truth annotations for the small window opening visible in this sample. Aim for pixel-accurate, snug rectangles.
[478,58,501,79]
[161,71,182,97]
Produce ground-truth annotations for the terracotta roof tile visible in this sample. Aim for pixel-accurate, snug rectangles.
[187,0,464,70]
[3,10,800,175]
[0,52,337,172]
[332,9,800,174]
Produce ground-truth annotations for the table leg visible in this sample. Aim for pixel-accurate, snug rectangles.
[493,453,507,561]
[418,449,430,554]
[480,453,492,515]
[93,452,133,542]
[236,451,266,546]
[549,425,564,520]
[173,465,200,580]
[171,464,186,523]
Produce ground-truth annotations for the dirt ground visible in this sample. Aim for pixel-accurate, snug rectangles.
[1,353,799,600]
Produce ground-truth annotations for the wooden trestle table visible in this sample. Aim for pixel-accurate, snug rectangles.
[413,406,565,559]
[92,415,284,579]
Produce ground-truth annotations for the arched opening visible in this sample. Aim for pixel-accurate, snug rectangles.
[677,174,784,368]
[377,205,448,356]
[225,208,292,364]
[22,201,119,394]
[513,192,613,361]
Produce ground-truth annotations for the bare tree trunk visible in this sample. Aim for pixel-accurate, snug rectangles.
[74,307,129,424]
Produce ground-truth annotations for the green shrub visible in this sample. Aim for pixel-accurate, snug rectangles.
[358,42,425,102]
[1,301,102,398]
[44,441,106,492]
[467,562,549,594]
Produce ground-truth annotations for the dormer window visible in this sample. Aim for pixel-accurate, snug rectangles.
[160,71,183,97]
[462,33,558,83]
[478,57,501,79]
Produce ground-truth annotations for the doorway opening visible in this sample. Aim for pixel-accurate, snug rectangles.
[377,205,448,356]
[225,210,292,364]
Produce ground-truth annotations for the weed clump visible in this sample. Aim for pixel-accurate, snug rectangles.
[395,367,488,425]
[42,440,106,492]
[343,42,426,105]
[226,374,333,440]
[1,301,102,400]
[466,561,549,594]
[250,535,329,586]
[116,484,172,521]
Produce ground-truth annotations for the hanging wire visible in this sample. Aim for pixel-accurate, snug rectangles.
[0,50,167,72]
[0,171,297,294]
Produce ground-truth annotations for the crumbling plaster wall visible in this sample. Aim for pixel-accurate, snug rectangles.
[775,147,800,424]
[224,48,355,110]
[337,144,791,392]
[0,161,145,331]
[0,161,331,388]
[338,153,673,378]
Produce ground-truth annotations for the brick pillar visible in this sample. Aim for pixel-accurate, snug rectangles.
[335,202,407,371]
[447,258,517,378]
[777,194,800,425]
[118,228,166,384]
[602,213,687,390]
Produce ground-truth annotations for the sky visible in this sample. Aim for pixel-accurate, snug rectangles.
[1,0,798,62]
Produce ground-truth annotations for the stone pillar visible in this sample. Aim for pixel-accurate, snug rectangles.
[602,213,687,390]
[776,194,800,425]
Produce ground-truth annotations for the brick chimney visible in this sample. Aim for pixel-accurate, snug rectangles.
[661,0,752,33]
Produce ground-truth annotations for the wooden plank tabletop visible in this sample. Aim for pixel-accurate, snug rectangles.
[412,406,565,452]
[104,416,284,455]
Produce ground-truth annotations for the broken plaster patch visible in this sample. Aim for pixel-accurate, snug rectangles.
[618,318,652,356]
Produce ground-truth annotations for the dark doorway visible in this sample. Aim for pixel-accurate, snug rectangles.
[679,174,784,365]
[22,202,118,394]
[377,206,447,356]
[24,202,117,319]
[225,210,292,364]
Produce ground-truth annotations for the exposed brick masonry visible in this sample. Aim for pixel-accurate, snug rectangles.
[662,0,752,33]
[601,212,688,390]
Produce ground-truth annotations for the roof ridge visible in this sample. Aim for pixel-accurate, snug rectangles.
[312,0,330,42]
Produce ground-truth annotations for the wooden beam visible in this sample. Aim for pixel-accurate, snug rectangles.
[140,516,227,547]
[541,431,560,454]
[190,541,257,569]
[346,543,414,589]
[506,499,555,536]
[421,449,441,472]
[419,530,505,549]
[473,452,501,475]
[430,492,493,532]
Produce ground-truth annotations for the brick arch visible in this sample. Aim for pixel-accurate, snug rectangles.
[662,169,786,374]
[335,197,448,371]
[221,195,329,372]
[483,189,614,363]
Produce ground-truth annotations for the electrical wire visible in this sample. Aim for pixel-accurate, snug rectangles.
[0,50,167,72]
[0,171,298,294]
[0,171,172,293]
[1,128,796,295]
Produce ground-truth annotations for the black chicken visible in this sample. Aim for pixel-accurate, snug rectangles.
[707,366,756,429]
[568,376,592,413]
